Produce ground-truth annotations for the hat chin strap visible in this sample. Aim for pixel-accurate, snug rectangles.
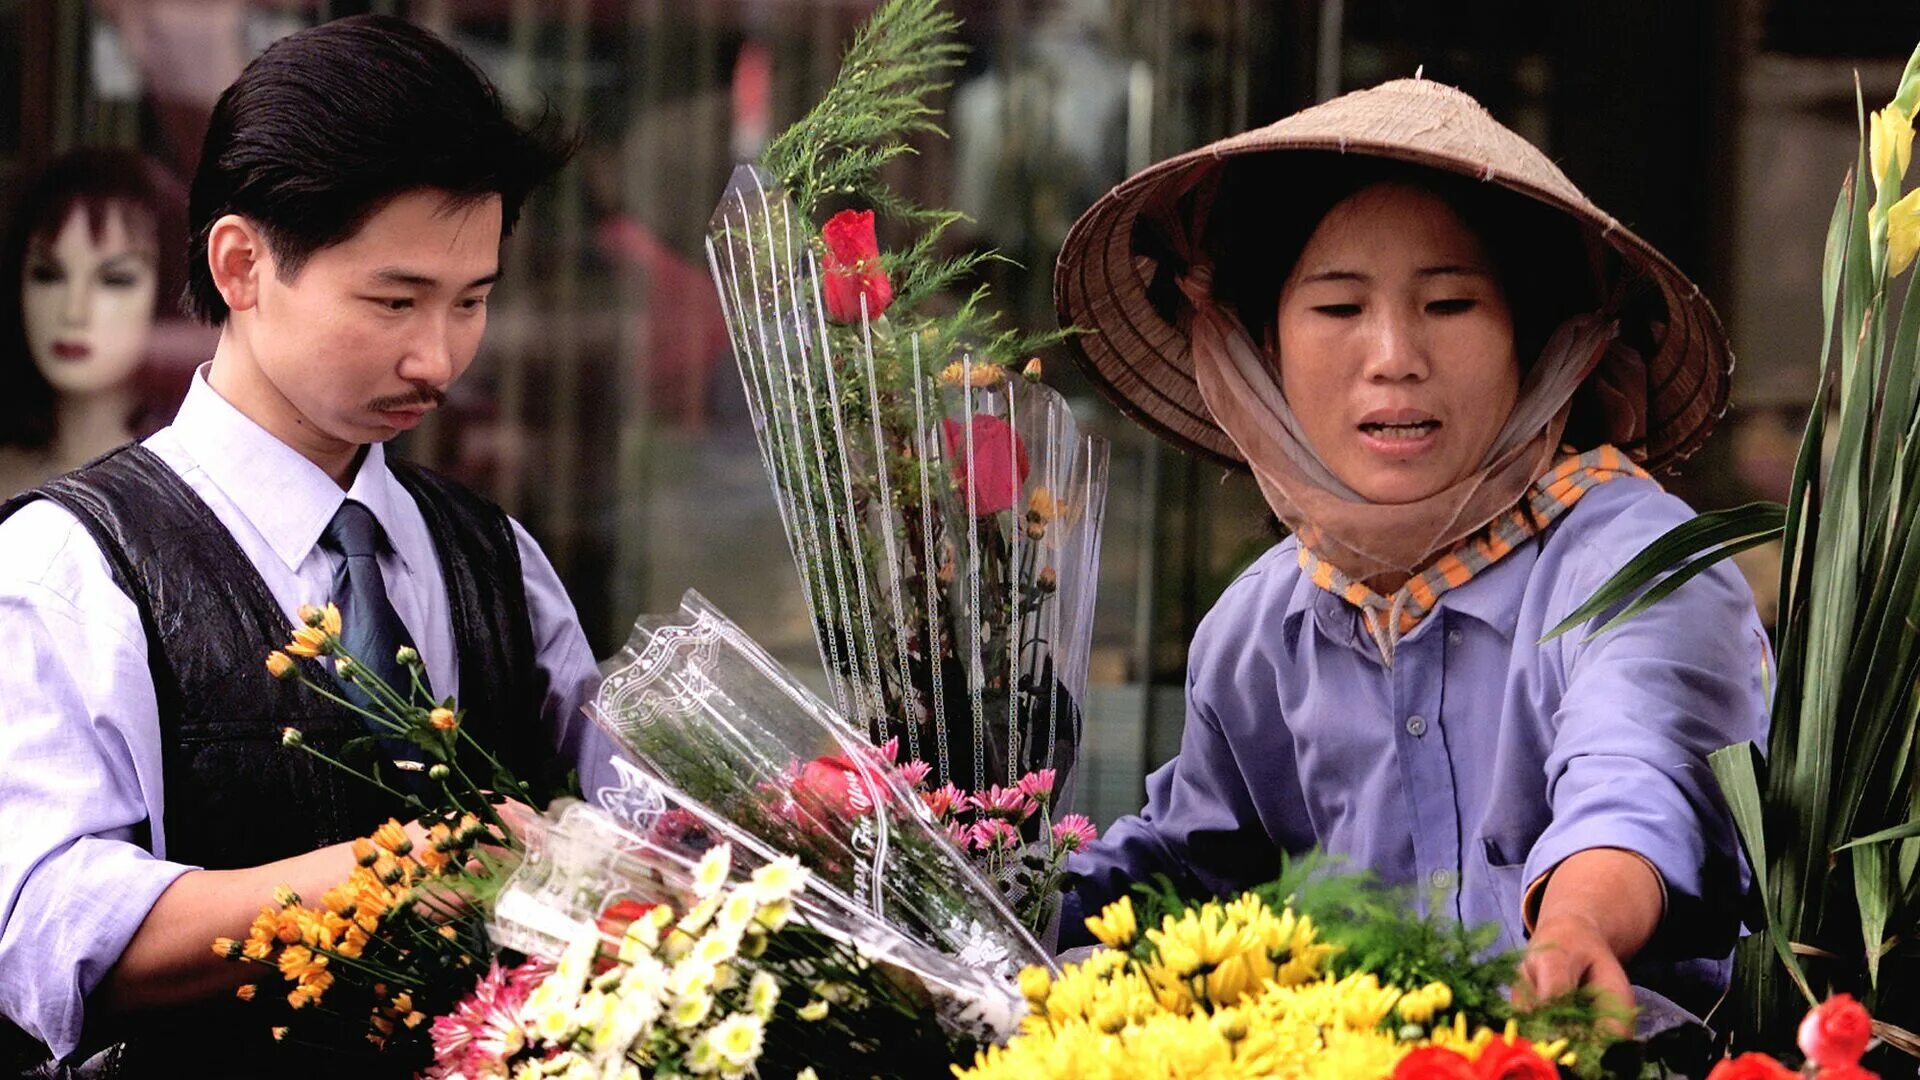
[1178,270,1617,589]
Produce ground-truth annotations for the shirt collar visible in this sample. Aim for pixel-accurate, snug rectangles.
[166,366,412,575]
[1281,540,1528,656]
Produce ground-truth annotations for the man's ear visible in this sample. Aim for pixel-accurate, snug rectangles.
[206,214,266,315]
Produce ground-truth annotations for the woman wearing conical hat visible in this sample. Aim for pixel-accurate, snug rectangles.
[1057,78,1766,1020]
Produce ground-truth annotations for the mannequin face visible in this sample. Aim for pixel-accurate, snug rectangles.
[1274,183,1520,504]
[21,203,158,398]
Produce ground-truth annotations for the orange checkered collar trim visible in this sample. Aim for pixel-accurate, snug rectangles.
[1297,445,1652,659]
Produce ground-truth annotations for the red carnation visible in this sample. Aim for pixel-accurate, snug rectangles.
[1799,995,1874,1070]
[942,414,1030,515]
[1705,1053,1798,1080]
[1392,1047,1479,1080]
[820,209,893,324]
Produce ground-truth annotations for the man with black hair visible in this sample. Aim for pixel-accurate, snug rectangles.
[0,15,621,1073]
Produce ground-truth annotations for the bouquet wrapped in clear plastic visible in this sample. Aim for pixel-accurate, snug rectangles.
[701,0,1112,875]
[585,590,1051,976]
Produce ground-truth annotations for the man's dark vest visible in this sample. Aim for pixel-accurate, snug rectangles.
[0,445,553,1076]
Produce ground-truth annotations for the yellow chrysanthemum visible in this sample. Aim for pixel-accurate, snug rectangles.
[1084,894,1138,949]
[428,707,458,731]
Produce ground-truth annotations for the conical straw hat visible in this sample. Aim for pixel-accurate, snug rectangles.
[1054,77,1731,472]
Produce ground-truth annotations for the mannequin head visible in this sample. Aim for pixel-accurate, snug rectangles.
[1,148,188,451]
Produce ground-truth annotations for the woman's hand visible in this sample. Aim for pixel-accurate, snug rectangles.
[1516,846,1663,1032]
[1520,911,1634,1020]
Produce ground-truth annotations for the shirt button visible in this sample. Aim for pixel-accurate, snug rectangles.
[1405,714,1428,737]
[1447,629,1463,646]
[1430,868,1455,891]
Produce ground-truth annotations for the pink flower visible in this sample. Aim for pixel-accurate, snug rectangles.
[923,783,965,821]
[1051,814,1097,852]
[896,760,931,789]
[428,958,549,1077]
[969,819,1020,851]
[873,737,900,764]
[820,209,892,324]
[1799,995,1873,1070]
[1015,768,1057,803]
[944,820,972,848]
[942,414,1030,515]
[969,784,1035,821]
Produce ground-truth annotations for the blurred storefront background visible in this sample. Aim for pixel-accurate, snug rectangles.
[3,0,1915,827]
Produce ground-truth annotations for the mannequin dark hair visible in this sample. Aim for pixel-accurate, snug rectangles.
[183,14,572,325]
[0,148,188,451]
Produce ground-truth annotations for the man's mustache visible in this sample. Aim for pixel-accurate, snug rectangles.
[368,387,447,412]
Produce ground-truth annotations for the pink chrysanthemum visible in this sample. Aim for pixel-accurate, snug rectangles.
[1014,768,1057,802]
[969,819,1020,851]
[969,784,1035,821]
[896,760,932,790]
[426,958,549,1078]
[1051,813,1097,852]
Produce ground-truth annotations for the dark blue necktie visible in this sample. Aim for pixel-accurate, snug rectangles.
[321,500,430,781]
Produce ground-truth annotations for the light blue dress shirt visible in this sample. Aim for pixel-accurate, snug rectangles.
[1067,477,1770,1009]
[0,368,625,1057]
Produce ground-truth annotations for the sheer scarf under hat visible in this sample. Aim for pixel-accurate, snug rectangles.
[1178,270,1626,661]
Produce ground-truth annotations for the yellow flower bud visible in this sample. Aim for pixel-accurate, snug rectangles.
[265,651,297,680]
[1022,357,1044,382]
[1891,186,1920,276]
[429,707,458,731]
[285,625,329,659]
[298,603,324,628]
[1873,105,1914,196]
[281,727,304,748]
[395,645,420,668]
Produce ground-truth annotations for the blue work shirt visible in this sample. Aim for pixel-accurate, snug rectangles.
[1067,477,1769,1011]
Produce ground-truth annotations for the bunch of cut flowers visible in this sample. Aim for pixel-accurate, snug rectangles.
[212,602,534,1063]
[225,599,1015,1076]
[960,881,1594,1080]
[433,824,978,1080]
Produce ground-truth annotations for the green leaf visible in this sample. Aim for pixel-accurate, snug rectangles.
[1541,503,1785,642]
[1835,815,1920,852]
[1709,742,1816,1003]
[1854,840,1893,986]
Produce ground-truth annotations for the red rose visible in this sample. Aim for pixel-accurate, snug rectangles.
[942,414,1030,515]
[820,209,893,323]
[1799,995,1874,1069]
[1705,1053,1798,1080]
[793,754,866,819]
[593,898,659,972]
[1392,1047,1479,1080]
[1472,1037,1558,1080]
